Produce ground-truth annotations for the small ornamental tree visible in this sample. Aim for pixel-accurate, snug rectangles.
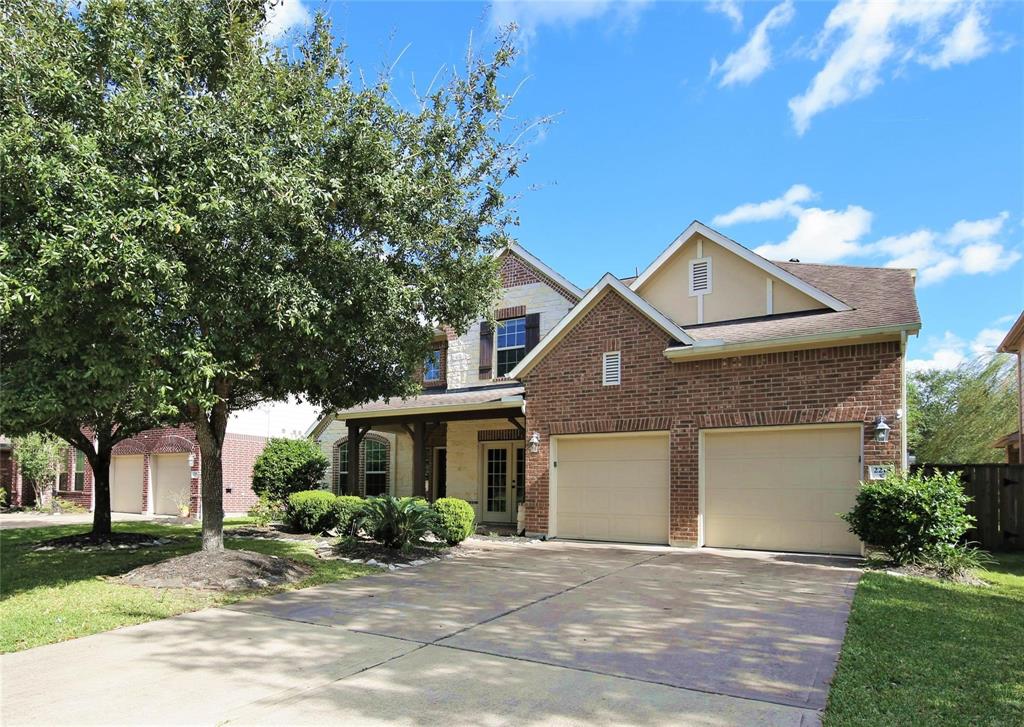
[252,438,329,506]
[11,433,63,508]
[4,1,532,552]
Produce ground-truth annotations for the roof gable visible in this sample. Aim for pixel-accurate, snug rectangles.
[508,274,698,379]
[497,243,584,303]
[630,221,852,313]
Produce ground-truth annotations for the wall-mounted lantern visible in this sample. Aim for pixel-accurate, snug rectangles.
[528,431,541,454]
[874,415,891,443]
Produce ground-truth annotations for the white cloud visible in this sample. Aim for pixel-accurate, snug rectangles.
[706,0,744,30]
[490,0,650,43]
[712,184,815,226]
[919,4,990,69]
[228,396,321,438]
[714,186,1022,281]
[711,0,795,87]
[754,205,873,262]
[873,210,1020,285]
[264,0,311,41]
[788,0,995,134]
[946,211,1009,246]
[907,326,1009,372]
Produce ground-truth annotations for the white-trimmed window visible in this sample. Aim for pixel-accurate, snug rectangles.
[496,317,527,377]
[689,258,712,296]
[364,439,388,496]
[602,351,621,386]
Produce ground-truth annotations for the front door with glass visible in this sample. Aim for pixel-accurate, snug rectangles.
[482,444,520,522]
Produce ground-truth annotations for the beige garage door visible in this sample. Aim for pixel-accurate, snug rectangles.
[110,455,144,513]
[553,433,670,544]
[153,453,191,516]
[703,425,862,555]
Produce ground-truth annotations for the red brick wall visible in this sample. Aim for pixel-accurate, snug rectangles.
[500,252,580,303]
[222,433,267,513]
[522,290,904,544]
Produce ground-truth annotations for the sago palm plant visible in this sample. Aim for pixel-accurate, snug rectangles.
[355,496,437,550]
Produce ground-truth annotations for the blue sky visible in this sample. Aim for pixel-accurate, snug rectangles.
[239,0,1022,432]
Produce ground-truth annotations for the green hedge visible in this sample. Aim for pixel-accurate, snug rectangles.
[287,490,339,533]
[331,495,366,535]
[432,497,475,545]
[253,438,329,505]
[841,468,974,565]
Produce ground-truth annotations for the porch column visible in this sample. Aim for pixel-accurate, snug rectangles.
[412,421,426,498]
[347,423,361,496]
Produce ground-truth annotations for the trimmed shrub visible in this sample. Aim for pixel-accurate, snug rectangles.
[432,498,475,544]
[331,495,365,535]
[287,490,338,534]
[252,438,330,506]
[841,469,974,565]
[355,496,436,550]
[247,494,285,527]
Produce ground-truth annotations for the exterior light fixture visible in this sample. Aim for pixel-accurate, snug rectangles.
[874,415,891,443]
[528,431,541,454]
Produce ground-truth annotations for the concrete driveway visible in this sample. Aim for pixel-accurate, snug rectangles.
[1,541,859,726]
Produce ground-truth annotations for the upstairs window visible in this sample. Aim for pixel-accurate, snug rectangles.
[496,317,527,377]
[423,348,442,384]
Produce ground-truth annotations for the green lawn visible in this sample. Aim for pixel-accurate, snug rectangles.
[0,522,373,653]
[824,553,1024,726]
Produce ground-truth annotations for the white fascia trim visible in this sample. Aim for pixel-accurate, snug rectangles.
[630,221,853,313]
[663,323,922,360]
[304,412,335,439]
[509,274,697,379]
[501,243,585,299]
[338,397,524,422]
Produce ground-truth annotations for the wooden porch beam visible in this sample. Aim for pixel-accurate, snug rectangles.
[412,421,427,499]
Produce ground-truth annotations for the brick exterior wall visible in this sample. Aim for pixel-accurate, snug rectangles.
[499,252,580,304]
[3,425,266,516]
[522,290,904,545]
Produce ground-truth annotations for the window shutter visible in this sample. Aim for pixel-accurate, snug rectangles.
[602,351,621,386]
[689,258,711,295]
[479,321,493,378]
[524,313,541,353]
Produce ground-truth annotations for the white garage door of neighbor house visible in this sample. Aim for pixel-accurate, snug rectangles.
[703,425,863,555]
[153,453,191,516]
[110,455,144,514]
[553,432,670,545]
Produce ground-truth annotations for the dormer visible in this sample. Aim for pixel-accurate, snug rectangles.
[630,222,850,326]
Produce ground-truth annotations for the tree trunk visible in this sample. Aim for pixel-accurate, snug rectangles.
[193,400,229,552]
[90,446,113,539]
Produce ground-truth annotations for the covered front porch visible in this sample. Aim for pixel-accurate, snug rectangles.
[330,385,528,526]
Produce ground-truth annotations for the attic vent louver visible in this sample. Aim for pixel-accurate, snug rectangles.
[689,258,712,296]
[602,351,621,386]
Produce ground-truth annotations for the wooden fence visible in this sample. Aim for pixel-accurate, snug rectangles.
[913,464,1024,551]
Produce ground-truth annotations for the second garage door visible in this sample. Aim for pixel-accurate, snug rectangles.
[152,453,191,516]
[552,432,670,544]
[703,425,863,555]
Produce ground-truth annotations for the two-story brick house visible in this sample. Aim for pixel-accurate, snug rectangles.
[312,221,921,555]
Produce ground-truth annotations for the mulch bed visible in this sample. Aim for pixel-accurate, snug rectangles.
[226,525,322,541]
[116,550,312,591]
[34,532,176,552]
[327,537,453,566]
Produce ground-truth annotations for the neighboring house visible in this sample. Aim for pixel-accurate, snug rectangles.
[3,426,266,517]
[994,311,1024,464]
[312,222,921,556]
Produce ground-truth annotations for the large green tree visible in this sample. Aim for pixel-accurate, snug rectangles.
[3,0,526,551]
[1,0,180,538]
[908,355,1018,463]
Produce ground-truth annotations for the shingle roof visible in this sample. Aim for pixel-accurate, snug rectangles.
[681,262,920,345]
[332,383,524,417]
